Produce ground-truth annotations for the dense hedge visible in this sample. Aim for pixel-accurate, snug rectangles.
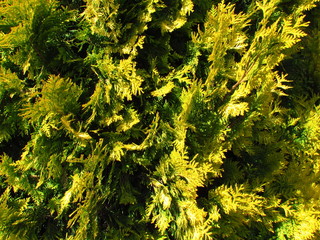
[1,0,320,239]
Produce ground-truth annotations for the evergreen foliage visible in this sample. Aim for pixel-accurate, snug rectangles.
[0,0,320,239]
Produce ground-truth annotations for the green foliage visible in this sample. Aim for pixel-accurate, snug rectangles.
[1,0,320,239]
[0,67,26,142]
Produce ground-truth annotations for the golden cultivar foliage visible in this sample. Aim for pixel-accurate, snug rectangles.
[0,0,320,239]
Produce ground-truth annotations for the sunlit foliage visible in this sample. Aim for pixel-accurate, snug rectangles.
[1,0,320,239]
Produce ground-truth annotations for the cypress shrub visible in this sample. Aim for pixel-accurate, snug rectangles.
[1,0,320,239]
